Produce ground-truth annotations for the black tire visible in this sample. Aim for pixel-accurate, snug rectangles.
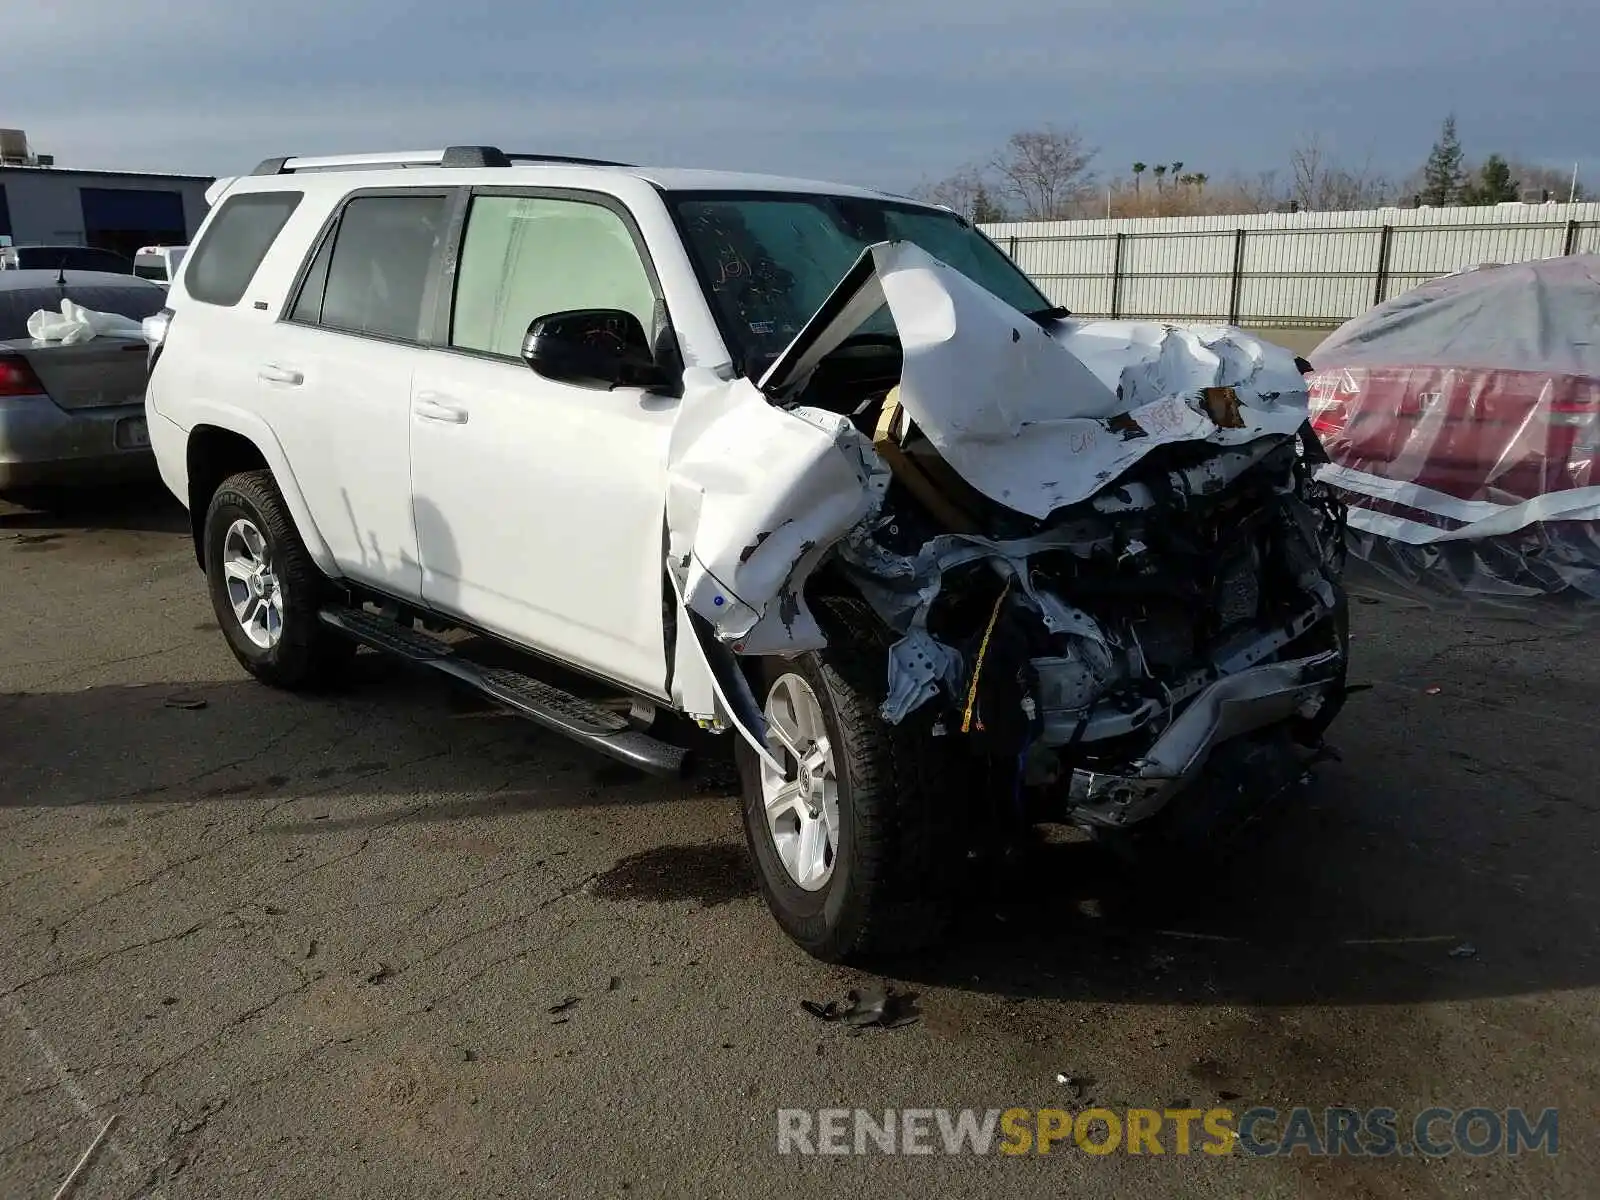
[736,641,959,964]
[203,469,354,689]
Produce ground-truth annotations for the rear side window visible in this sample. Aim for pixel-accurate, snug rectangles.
[292,194,447,341]
[184,191,302,307]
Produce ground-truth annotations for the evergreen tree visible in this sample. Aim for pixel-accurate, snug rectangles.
[1462,154,1521,205]
[971,183,1006,223]
[1421,115,1466,206]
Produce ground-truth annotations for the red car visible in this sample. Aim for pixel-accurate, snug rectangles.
[1307,257,1600,600]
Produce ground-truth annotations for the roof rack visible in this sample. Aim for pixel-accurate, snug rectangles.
[249,146,633,175]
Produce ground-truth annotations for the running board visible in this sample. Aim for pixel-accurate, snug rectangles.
[318,607,690,777]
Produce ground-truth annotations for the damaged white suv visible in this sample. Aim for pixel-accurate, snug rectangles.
[146,146,1350,962]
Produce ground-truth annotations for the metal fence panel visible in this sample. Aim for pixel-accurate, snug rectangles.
[981,204,1600,329]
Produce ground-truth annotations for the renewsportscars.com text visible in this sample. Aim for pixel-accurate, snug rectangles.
[777,1106,1559,1157]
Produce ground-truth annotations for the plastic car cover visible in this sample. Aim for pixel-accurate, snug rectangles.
[1309,256,1600,609]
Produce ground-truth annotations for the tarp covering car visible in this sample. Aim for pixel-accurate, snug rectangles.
[1308,256,1600,605]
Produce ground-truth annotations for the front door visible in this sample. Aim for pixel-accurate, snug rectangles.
[409,191,678,697]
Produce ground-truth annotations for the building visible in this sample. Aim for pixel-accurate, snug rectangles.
[0,128,212,260]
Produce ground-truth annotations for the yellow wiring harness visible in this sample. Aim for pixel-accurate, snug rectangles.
[960,578,1013,734]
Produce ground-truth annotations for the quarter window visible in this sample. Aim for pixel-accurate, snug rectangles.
[184,191,301,306]
[450,195,657,358]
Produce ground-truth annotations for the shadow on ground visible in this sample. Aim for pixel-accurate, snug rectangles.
[0,482,188,537]
[4,667,1597,1012]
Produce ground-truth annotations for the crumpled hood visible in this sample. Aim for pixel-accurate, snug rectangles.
[761,241,1312,519]
[666,240,1313,653]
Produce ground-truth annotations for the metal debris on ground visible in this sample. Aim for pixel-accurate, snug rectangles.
[800,985,919,1031]
[1449,942,1478,959]
[1424,686,1443,696]
[163,695,209,710]
[1055,1074,1092,1100]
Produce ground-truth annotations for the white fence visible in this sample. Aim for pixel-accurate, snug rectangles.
[980,204,1600,329]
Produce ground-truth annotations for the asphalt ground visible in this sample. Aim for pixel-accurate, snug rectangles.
[2,485,1596,1198]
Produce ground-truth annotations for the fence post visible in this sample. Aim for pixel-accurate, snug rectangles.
[1109,232,1126,319]
[1227,229,1246,325]
[1373,225,1395,307]
[1564,219,1581,256]
[1008,235,1018,259]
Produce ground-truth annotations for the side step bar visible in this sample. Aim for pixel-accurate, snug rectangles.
[318,607,690,778]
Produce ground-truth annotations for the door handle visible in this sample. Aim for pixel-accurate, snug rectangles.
[258,364,304,385]
[413,395,469,424]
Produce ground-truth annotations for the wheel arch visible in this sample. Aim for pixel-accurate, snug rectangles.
[185,419,338,576]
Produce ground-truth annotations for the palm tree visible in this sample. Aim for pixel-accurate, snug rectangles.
[1132,162,1147,195]
[1171,161,1185,181]
[1153,164,1168,192]
[1193,172,1209,194]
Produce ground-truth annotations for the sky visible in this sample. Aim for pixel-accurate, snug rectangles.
[7,0,1598,193]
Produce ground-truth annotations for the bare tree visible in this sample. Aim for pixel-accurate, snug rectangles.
[989,126,1098,219]
[910,164,1007,220]
[1509,161,1586,202]
[1288,136,1327,209]
[1290,135,1390,210]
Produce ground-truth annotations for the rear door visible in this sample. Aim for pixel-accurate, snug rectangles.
[257,189,455,599]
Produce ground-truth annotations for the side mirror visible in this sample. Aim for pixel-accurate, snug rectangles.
[521,309,667,390]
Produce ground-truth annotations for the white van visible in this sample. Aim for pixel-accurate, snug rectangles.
[133,245,187,285]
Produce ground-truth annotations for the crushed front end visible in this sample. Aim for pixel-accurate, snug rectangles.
[666,239,1351,840]
[838,425,1349,833]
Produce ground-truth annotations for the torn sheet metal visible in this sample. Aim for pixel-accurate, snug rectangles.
[761,241,1312,520]
[837,524,1115,723]
[664,367,888,651]
[1066,648,1344,828]
[664,239,1322,739]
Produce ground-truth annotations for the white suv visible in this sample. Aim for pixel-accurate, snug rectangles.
[146,146,1351,962]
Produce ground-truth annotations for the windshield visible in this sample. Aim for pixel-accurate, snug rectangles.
[665,191,1050,375]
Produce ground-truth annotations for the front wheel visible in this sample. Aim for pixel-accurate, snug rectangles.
[736,647,958,963]
[203,469,354,689]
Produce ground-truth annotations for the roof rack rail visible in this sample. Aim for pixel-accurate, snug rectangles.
[249,146,633,175]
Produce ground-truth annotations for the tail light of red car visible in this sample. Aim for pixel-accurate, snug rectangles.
[1306,372,1350,439]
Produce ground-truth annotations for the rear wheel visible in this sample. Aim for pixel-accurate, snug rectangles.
[737,642,958,963]
[203,470,354,689]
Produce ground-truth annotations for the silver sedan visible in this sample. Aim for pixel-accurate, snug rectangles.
[0,271,168,491]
